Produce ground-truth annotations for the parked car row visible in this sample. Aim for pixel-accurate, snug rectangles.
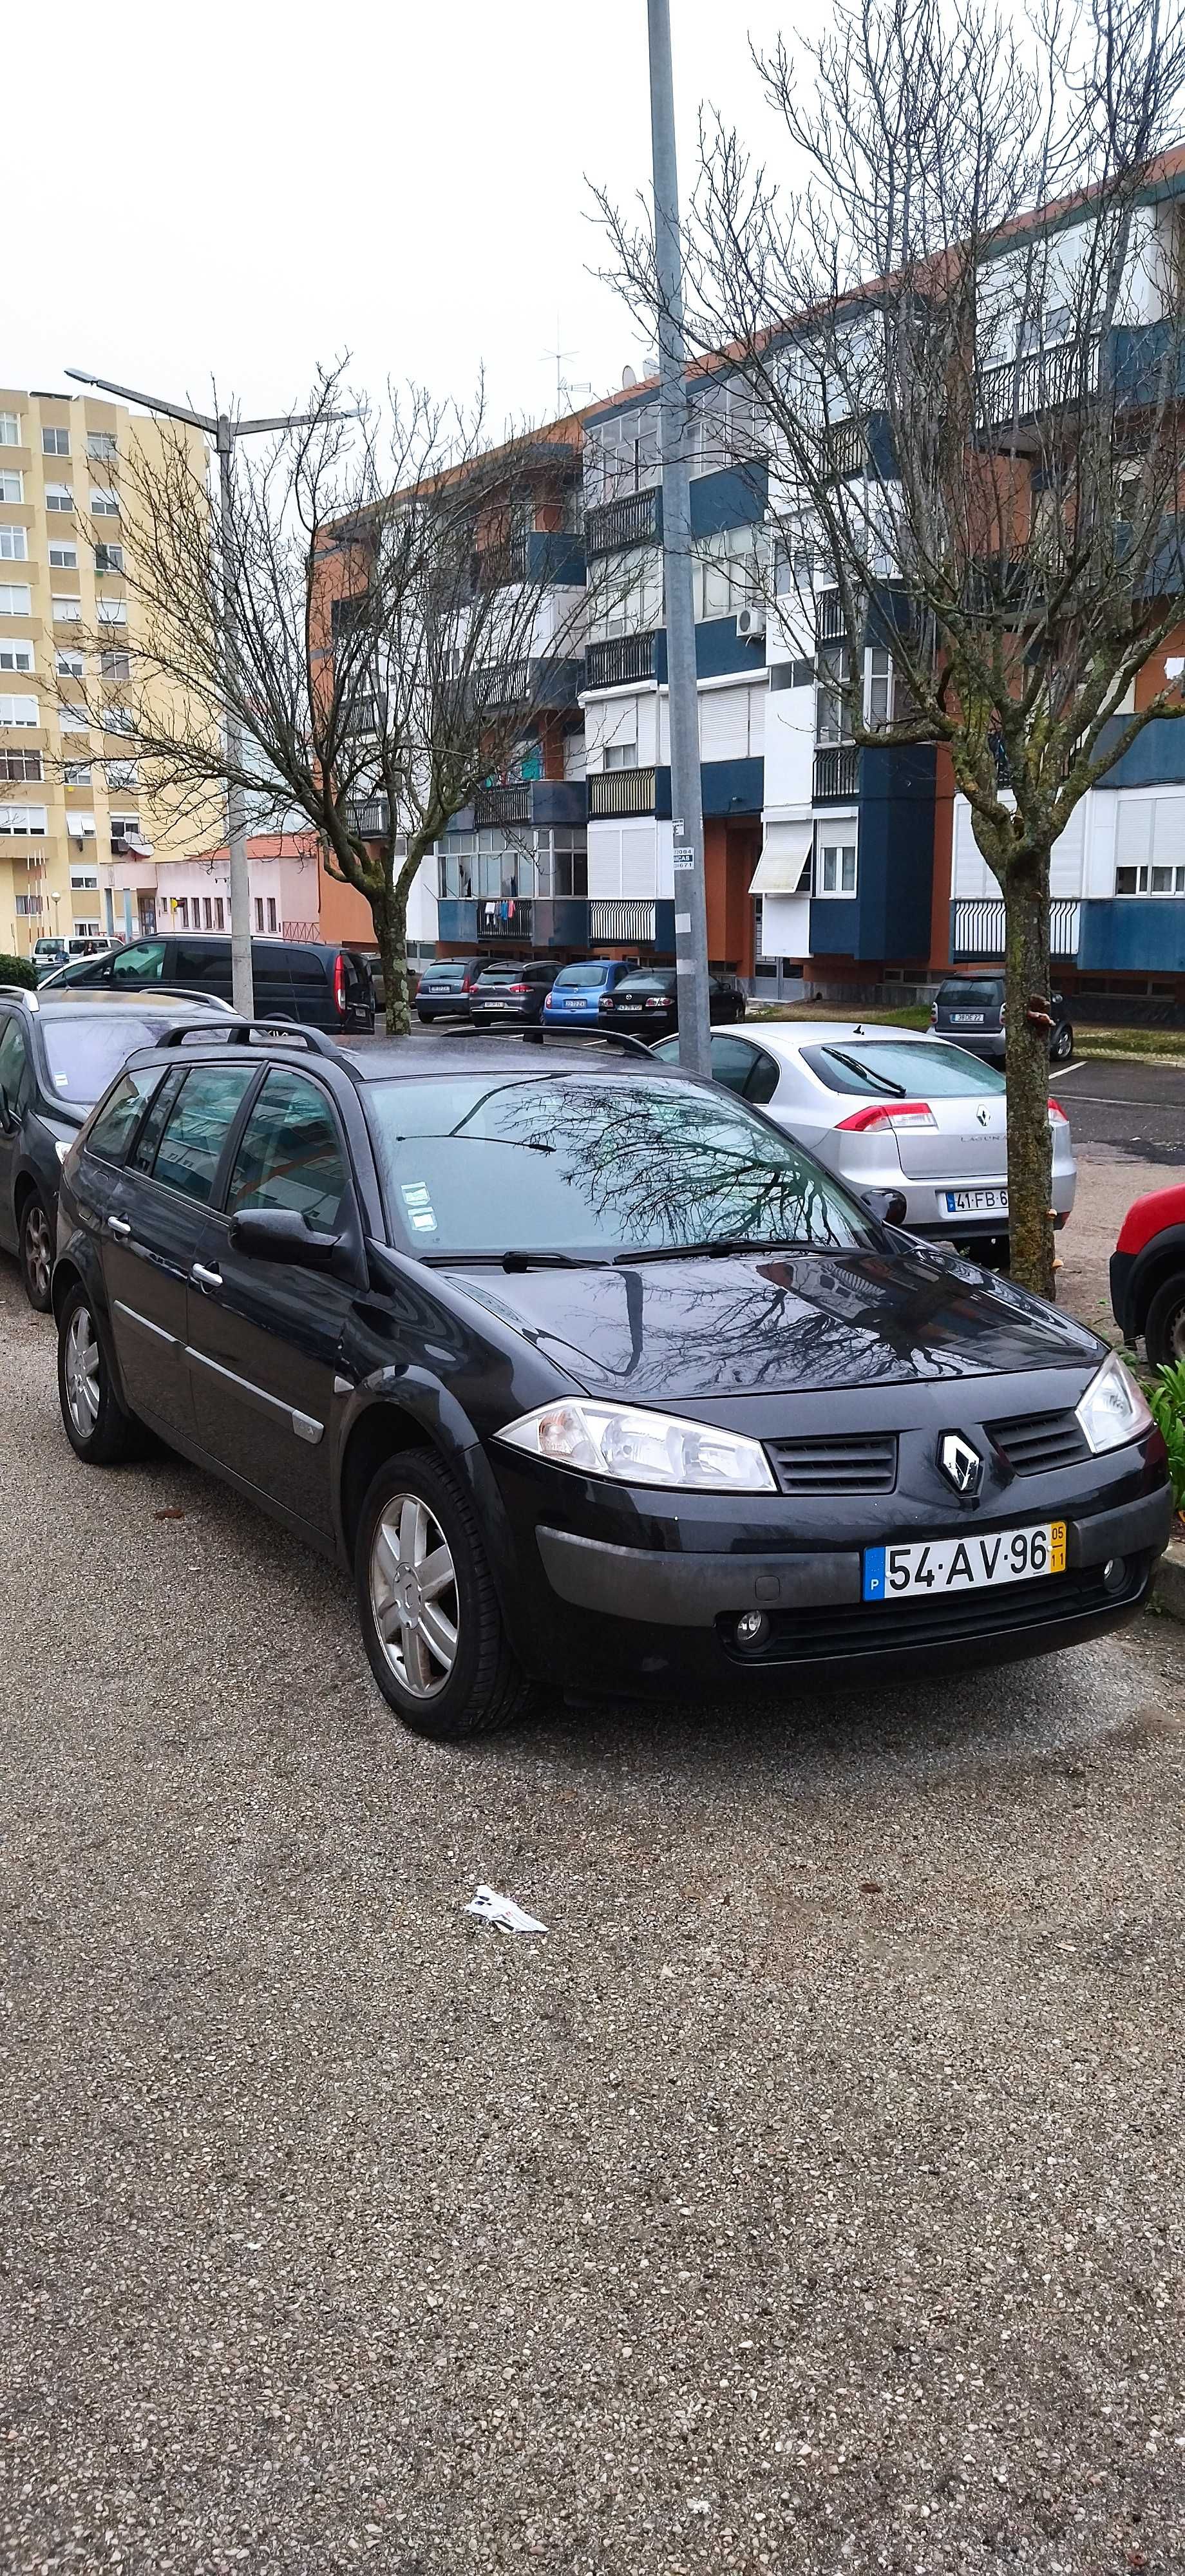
[40,933,377,1032]
[415,954,748,1037]
[32,1016,1167,1747]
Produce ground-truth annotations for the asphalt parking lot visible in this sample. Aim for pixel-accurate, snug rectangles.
[3,1242,1185,2573]
[1050,1054,1185,1165]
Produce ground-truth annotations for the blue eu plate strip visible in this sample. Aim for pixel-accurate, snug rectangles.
[863,1546,886,1602]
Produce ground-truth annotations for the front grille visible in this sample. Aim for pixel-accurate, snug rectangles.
[725,1559,1142,1665]
[767,1432,898,1495]
[990,1409,1089,1473]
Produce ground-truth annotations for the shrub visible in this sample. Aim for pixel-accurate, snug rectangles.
[1149,1358,1185,1519]
[0,953,37,989]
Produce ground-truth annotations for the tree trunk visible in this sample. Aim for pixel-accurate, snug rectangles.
[1003,854,1055,1301]
[374,878,412,1038]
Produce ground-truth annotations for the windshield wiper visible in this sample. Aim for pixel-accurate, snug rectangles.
[613,1236,811,1265]
[821,1045,907,1097]
[417,1247,611,1270]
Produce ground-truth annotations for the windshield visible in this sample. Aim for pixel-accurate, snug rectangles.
[937,981,1001,1010]
[366,1072,877,1258]
[802,1040,1007,1097]
[552,965,609,989]
[422,965,466,985]
[41,1013,183,1106]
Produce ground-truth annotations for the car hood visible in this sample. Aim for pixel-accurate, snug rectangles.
[448,1242,1101,1399]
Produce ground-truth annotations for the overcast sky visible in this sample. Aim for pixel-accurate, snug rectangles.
[6,0,806,430]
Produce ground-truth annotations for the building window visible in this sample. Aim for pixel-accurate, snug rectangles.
[214,896,225,929]
[109,813,140,847]
[254,897,264,930]
[90,489,120,518]
[15,895,44,916]
[106,759,138,789]
[86,431,117,462]
[0,469,23,504]
[176,898,189,927]
[56,648,84,679]
[45,484,74,513]
[266,896,277,931]
[52,595,82,620]
[0,527,28,562]
[100,650,131,681]
[587,541,664,641]
[0,414,21,447]
[817,837,857,896]
[102,705,133,735]
[70,864,99,889]
[66,813,96,837]
[42,427,70,457]
[0,748,42,781]
[0,802,48,835]
[816,645,855,744]
[603,742,639,769]
[0,639,33,674]
[692,523,764,621]
[867,646,895,726]
[59,705,90,734]
[49,543,78,570]
[1116,864,1185,895]
[94,542,124,575]
[0,583,32,615]
[0,694,38,727]
[64,761,91,787]
[72,916,102,938]
[97,597,128,626]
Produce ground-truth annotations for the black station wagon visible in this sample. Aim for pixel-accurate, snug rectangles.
[53,1022,1170,1743]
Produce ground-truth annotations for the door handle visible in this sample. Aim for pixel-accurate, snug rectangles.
[191,1262,222,1290]
[108,1216,131,1237]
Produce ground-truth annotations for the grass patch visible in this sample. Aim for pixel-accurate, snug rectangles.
[748,1000,931,1030]
[746,1002,1185,1062]
[1072,1025,1185,1063]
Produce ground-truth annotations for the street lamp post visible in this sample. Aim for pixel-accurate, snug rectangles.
[645,0,712,1079]
[66,368,346,1019]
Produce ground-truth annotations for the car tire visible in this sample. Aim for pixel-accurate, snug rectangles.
[57,1279,144,1465]
[1144,1271,1185,1368]
[19,1189,54,1312]
[1051,1021,1074,1063]
[355,1447,538,1741]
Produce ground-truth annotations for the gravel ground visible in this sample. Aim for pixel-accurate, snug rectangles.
[3,1246,1185,2576]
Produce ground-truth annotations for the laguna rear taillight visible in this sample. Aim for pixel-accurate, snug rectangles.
[835,1100,938,1132]
[1048,1095,1068,1122]
[333,952,348,1016]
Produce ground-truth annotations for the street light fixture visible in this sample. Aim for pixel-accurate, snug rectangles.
[66,367,353,1017]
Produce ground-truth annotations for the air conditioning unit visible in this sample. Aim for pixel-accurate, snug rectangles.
[736,604,766,641]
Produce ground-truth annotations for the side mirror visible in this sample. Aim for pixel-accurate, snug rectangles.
[860,1187,909,1228]
[228,1206,343,1272]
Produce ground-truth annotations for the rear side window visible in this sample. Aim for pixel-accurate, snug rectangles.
[149,1065,256,1203]
[0,1016,33,1117]
[86,1066,164,1164]
[111,941,167,984]
[282,951,329,987]
[227,1070,350,1231]
[128,1067,185,1174]
[172,942,234,992]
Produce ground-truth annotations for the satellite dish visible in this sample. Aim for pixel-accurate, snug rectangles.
[621,365,638,389]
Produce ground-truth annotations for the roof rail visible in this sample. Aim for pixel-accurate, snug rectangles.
[0,984,37,1008]
[151,1018,345,1057]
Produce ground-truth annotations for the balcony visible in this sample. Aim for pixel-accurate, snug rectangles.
[589,896,665,947]
[976,337,1103,437]
[814,590,849,644]
[586,488,662,556]
[951,896,1081,961]
[479,654,583,712]
[819,417,868,482]
[471,779,587,828]
[589,765,658,819]
[813,743,860,802]
[585,632,658,690]
[437,895,676,952]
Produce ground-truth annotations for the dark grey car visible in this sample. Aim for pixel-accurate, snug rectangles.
[931,976,1074,1065]
[0,989,225,1309]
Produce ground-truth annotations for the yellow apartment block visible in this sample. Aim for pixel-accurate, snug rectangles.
[0,386,211,963]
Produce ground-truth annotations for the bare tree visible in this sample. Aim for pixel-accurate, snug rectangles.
[598,0,1185,1295]
[55,369,592,1033]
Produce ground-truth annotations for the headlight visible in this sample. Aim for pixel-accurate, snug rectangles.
[495,1399,777,1492]
[1074,1352,1153,1455]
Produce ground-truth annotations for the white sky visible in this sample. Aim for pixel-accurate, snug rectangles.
[5,0,806,430]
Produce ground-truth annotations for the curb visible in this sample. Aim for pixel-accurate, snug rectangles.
[1153,1539,1185,1623]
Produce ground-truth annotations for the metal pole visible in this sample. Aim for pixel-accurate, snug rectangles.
[218,424,254,1019]
[646,0,711,1079]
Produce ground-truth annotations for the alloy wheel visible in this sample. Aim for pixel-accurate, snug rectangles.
[1167,1297,1185,1363]
[23,1202,52,1304]
[369,1492,459,1699]
[64,1305,101,1439]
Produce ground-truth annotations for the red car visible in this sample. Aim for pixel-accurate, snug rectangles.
[1111,1183,1185,1365]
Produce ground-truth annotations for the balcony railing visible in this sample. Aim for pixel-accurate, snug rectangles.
[474,782,531,827]
[819,417,868,482]
[813,743,860,801]
[951,896,1081,961]
[585,632,658,690]
[589,896,657,946]
[977,337,1103,432]
[586,488,661,556]
[588,765,658,819]
[814,590,849,643]
[476,896,534,939]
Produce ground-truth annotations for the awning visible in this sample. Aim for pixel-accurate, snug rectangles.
[750,819,813,896]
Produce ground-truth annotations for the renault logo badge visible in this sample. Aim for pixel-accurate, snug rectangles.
[938,1432,983,1494]
[976,1105,989,1126]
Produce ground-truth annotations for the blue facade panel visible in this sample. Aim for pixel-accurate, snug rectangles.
[524,530,587,587]
[1088,715,1185,790]
[532,781,587,826]
[653,758,764,819]
[809,745,936,961]
[1078,898,1185,973]
[688,461,768,538]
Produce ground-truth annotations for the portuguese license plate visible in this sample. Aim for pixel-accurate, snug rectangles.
[951,1012,985,1024]
[863,1521,1066,1602]
[944,1186,1008,1215]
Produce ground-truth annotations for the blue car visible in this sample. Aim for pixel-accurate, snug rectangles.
[542,958,639,1028]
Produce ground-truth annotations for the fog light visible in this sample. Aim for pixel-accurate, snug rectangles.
[1102,1556,1127,1595]
[735,1609,770,1649]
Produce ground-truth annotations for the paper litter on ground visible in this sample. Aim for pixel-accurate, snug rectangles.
[464,1884,548,1935]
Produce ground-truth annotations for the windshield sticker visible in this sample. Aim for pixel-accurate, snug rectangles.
[400,1180,439,1235]
[55,1072,70,1087]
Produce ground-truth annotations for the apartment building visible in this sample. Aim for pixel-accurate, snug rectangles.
[0,386,208,959]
